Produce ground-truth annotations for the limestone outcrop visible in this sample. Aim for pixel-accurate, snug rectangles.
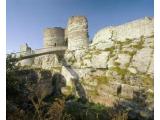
[63,17,154,113]
[13,16,154,119]
[93,17,153,43]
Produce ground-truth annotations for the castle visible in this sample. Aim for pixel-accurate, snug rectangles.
[10,16,154,113]
[12,16,154,68]
[20,16,89,54]
[19,16,153,56]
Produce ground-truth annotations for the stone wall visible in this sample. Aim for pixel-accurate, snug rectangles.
[66,16,89,50]
[43,27,65,48]
[18,43,34,66]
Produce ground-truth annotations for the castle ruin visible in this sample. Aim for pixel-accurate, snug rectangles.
[43,27,66,48]
[13,16,153,63]
[43,16,89,50]
[8,15,154,120]
[66,16,89,50]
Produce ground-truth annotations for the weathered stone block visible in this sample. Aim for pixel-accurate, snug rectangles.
[115,54,131,68]
[131,48,153,73]
[91,51,110,68]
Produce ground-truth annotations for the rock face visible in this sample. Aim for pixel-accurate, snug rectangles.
[63,17,154,111]
[19,58,34,66]
[32,54,61,70]
[61,66,78,87]
[66,16,89,50]
[91,51,110,68]
[131,48,153,73]
[15,17,154,119]
[93,17,153,43]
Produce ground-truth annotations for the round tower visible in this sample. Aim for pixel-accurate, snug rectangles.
[43,27,65,48]
[66,16,89,50]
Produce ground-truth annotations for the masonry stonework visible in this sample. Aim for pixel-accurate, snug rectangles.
[43,27,65,48]
[66,16,89,50]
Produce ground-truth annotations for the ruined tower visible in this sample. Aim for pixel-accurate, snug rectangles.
[43,27,65,48]
[66,16,89,50]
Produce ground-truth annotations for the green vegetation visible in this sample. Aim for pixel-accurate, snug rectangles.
[88,89,99,96]
[116,38,132,46]
[146,90,154,102]
[86,102,106,112]
[68,57,77,63]
[120,49,137,57]
[64,98,129,120]
[110,66,132,81]
[94,50,101,55]
[140,74,153,87]
[6,53,153,120]
[84,52,92,59]
[105,46,115,53]
[114,61,121,66]
[111,67,128,76]
[132,35,145,49]
[93,76,110,85]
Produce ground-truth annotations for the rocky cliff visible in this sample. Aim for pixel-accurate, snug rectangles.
[17,17,154,119]
[61,17,154,119]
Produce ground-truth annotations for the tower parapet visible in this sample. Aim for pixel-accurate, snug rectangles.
[66,16,89,50]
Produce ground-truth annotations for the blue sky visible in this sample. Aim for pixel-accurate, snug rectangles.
[7,0,153,53]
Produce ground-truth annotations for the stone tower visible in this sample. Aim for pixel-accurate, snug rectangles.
[43,27,65,48]
[66,16,89,50]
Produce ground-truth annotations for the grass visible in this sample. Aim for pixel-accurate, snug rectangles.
[84,52,92,60]
[87,102,106,112]
[68,57,76,63]
[132,35,145,50]
[120,50,136,57]
[105,46,115,53]
[110,66,129,80]
[88,89,99,96]
[116,38,133,46]
[94,50,101,55]
[140,74,153,87]
[114,62,121,66]
[111,67,128,76]
[93,76,110,85]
